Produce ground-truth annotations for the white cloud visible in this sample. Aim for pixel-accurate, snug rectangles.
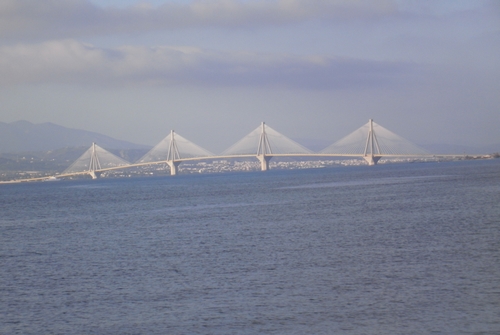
[0,39,417,89]
[0,40,106,84]
[0,0,398,40]
[1,0,497,149]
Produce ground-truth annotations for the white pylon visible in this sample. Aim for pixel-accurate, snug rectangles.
[88,142,101,179]
[256,122,272,155]
[166,130,181,161]
[363,119,382,165]
[256,122,273,171]
[166,130,181,175]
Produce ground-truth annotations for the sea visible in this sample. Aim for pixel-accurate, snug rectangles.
[1,159,499,335]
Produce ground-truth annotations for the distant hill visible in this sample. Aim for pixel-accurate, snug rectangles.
[0,121,150,153]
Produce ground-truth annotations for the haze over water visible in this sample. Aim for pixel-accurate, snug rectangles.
[1,160,499,334]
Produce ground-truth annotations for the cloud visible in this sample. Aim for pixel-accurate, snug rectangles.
[0,39,418,89]
[0,0,398,40]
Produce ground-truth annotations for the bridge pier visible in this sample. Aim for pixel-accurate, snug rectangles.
[167,160,181,176]
[257,155,272,171]
[363,155,381,166]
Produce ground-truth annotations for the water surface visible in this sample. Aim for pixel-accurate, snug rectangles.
[1,160,499,334]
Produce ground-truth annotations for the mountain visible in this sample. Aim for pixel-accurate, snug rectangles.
[0,121,150,153]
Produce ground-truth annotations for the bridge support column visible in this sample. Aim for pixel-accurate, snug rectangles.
[167,160,181,176]
[257,155,272,171]
[363,155,381,166]
[88,142,102,179]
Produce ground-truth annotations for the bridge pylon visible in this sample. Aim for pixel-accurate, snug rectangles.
[166,130,181,176]
[321,119,429,164]
[222,121,311,171]
[363,119,382,165]
[88,142,101,179]
[256,122,272,171]
[62,142,130,179]
[137,129,213,176]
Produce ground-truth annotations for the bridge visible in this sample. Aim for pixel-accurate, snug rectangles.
[6,120,450,182]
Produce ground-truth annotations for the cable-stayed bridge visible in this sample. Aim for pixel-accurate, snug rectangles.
[8,120,451,182]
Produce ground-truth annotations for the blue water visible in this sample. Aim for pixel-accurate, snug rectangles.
[1,160,500,334]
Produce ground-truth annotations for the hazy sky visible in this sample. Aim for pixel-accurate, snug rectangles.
[1,0,499,152]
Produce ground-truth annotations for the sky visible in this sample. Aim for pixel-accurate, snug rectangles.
[0,0,499,153]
